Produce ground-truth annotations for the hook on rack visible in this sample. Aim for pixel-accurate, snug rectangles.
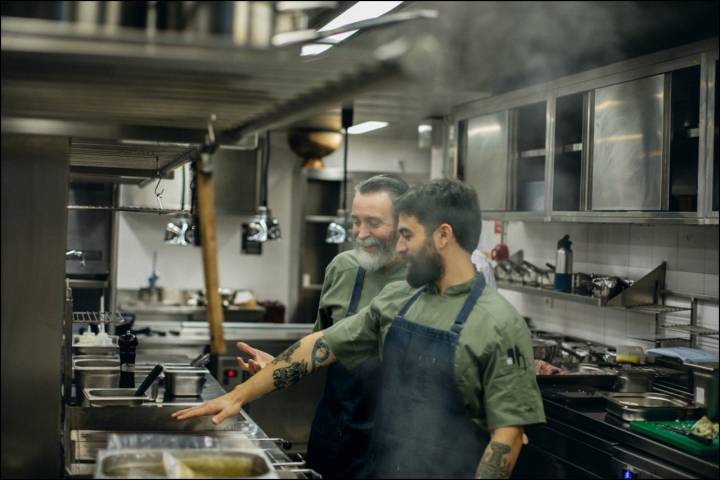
[154,156,165,211]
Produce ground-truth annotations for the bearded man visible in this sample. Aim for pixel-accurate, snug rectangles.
[234,174,409,479]
[176,179,545,479]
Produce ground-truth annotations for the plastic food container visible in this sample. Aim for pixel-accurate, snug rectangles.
[617,345,644,364]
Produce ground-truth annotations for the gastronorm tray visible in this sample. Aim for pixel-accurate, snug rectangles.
[629,420,719,457]
[94,448,278,478]
[83,388,154,407]
[606,392,702,422]
[73,334,119,356]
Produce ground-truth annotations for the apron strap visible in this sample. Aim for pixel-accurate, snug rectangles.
[450,273,486,335]
[346,267,366,316]
[396,287,426,319]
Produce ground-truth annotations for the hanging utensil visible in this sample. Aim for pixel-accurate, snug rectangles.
[326,103,353,244]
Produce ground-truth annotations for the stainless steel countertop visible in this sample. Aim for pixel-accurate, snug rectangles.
[133,321,314,345]
[67,365,305,477]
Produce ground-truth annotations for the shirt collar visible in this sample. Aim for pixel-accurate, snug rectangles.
[425,276,475,296]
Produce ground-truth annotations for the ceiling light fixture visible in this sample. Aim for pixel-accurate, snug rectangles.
[301,1,403,56]
[347,121,389,135]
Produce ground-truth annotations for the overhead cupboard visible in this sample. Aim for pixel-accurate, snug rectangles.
[453,39,719,224]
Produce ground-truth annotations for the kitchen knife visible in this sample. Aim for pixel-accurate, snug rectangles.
[658,424,713,445]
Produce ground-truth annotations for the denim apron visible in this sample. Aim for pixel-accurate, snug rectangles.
[306,267,381,478]
[366,274,489,478]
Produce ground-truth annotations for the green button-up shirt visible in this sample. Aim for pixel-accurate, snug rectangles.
[313,249,408,331]
[323,277,547,431]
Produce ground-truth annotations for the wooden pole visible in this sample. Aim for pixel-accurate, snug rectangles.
[197,164,226,355]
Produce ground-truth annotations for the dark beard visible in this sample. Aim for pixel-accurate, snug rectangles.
[406,241,444,288]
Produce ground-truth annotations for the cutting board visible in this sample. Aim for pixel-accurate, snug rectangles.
[629,420,719,457]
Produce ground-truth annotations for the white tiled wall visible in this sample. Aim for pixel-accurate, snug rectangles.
[479,221,719,354]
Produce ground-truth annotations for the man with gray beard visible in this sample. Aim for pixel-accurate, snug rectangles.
[234,174,409,479]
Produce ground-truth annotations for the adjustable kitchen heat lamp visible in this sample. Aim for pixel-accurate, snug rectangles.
[326,104,354,244]
[246,132,281,243]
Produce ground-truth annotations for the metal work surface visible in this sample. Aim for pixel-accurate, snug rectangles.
[66,373,307,477]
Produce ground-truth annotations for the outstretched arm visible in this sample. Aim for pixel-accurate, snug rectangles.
[173,331,335,424]
[475,426,524,479]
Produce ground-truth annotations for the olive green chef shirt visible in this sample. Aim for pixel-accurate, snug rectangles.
[312,249,408,331]
[323,278,547,431]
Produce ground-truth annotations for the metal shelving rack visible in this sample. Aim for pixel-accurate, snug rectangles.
[498,262,719,347]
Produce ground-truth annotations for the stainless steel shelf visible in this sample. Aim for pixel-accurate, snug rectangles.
[496,281,603,306]
[67,205,188,215]
[67,279,109,289]
[660,324,720,336]
[562,143,583,153]
[519,148,546,158]
[304,215,335,223]
[72,311,128,325]
[626,305,692,315]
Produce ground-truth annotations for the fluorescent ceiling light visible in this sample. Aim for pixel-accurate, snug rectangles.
[301,44,334,56]
[304,1,403,54]
[418,124,432,134]
[347,121,389,134]
[321,1,403,31]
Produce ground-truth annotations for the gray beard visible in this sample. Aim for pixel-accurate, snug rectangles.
[355,246,395,272]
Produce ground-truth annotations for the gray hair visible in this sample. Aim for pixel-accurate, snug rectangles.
[354,174,410,205]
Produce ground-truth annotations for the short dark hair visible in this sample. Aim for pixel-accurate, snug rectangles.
[395,179,481,253]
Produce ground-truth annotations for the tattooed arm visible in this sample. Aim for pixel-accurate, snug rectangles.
[475,426,524,479]
[172,332,335,424]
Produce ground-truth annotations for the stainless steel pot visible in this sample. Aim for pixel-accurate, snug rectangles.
[522,261,541,286]
[615,367,655,393]
[532,338,559,362]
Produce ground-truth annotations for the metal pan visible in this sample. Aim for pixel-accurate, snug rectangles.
[83,388,153,407]
[605,392,702,422]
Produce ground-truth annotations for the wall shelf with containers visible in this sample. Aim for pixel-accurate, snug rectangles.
[453,38,719,225]
[497,262,719,348]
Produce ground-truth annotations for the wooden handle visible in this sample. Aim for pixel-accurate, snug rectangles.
[197,168,226,355]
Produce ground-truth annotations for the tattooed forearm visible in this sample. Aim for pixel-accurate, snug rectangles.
[311,337,332,370]
[272,360,308,389]
[475,441,512,479]
[271,341,301,365]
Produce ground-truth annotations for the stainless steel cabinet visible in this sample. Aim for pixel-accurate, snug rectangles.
[591,74,666,211]
[462,111,510,211]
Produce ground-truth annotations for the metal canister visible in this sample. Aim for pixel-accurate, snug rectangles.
[554,234,573,292]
